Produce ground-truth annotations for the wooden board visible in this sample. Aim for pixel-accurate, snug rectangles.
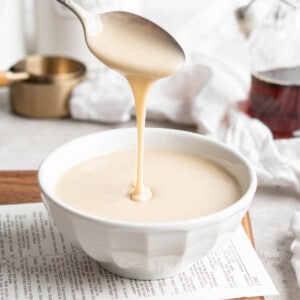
[0,171,264,300]
[0,171,40,204]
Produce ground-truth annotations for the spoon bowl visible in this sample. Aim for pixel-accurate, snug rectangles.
[56,0,185,78]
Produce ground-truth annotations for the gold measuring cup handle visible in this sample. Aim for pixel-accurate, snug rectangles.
[0,71,29,86]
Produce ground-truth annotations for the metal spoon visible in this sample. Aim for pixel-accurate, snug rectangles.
[56,0,185,78]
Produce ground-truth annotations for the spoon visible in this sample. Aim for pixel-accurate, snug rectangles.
[56,0,185,202]
[56,0,185,78]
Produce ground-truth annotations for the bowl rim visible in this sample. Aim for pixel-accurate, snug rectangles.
[38,127,257,231]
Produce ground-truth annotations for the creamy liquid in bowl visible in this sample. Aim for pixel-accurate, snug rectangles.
[56,150,241,222]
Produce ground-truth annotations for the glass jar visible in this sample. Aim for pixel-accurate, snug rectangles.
[245,0,300,137]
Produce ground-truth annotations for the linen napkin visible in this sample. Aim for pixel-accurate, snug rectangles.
[290,213,300,287]
[71,0,250,127]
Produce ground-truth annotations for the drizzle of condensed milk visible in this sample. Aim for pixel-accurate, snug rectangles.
[86,12,185,201]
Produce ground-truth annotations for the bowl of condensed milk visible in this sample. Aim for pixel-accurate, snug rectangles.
[38,128,257,280]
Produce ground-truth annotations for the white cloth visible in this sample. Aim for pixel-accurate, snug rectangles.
[70,0,300,194]
[290,212,300,287]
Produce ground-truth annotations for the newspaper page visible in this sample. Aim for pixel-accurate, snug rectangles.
[0,203,277,300]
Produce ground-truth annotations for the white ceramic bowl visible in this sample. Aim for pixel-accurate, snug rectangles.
[38,128,257,280]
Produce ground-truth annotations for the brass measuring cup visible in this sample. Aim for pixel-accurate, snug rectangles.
[0,55,86,118]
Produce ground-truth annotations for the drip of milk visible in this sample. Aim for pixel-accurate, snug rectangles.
[85,11,184,201]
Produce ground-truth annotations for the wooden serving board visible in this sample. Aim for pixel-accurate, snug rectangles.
[0,171,263,300]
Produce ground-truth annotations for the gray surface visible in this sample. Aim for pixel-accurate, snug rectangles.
[1,89,300,299]
[251,188,300,300]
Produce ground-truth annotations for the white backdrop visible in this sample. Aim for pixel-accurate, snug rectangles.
[0,0,246,70]
[17,0,238,69]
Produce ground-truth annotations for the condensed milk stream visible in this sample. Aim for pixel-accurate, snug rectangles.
[86,12,185,201]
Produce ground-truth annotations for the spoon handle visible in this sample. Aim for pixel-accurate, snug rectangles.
[56,0,101,34]
[56,0,93,24]
[0,71,10,86]
[0,71,29,86]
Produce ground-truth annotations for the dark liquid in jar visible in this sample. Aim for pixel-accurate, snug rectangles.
[249,66,300,136]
